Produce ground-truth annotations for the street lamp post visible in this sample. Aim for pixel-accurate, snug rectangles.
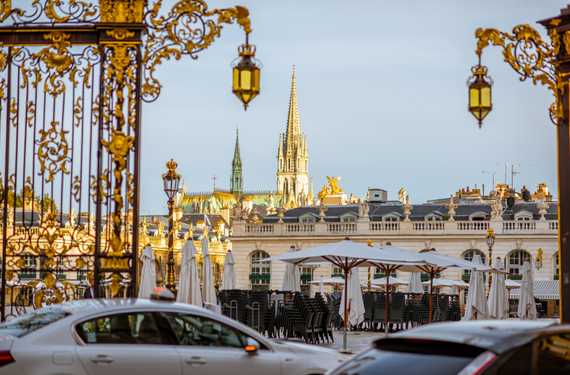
[469,6,570,322]
[162,159,181,293]
[486,228,496,293]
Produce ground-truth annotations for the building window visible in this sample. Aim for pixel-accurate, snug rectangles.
[554,251,559,280]
[300,266,314,285]
[469,212,487,221]
[383,214,399,222]
[515,211,533,221]
[21,255,37,279]
[341,215,356,223]
[300,215,316,223]
[425,214,442,221]
[462,249,487,282]
[250,250,271,291]
[506,250,531,279]
[332,266,343,278]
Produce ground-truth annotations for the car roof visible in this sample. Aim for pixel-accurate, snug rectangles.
[382,320,562,354]
[47,298,272,348]
[54,298,202,314]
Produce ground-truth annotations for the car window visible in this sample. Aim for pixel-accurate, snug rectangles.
[536,333,570,375]
[160,312,250,348]
[76,312,174,345]
[330,347,476,375]
[0,306,70,337]
[330,340,484,375]
[495,344,531,375]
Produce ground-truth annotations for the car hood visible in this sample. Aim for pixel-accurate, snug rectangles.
[271,339,345,357]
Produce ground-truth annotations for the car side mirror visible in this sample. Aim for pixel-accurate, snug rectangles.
[244,337,259,355]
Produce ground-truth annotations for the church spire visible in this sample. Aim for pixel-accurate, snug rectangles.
[231,127,243,195]
[286,65,301,143]
[276,65,310,208]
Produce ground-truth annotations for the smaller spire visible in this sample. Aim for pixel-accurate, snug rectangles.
[231,126,243,195]
[233,127,242,166]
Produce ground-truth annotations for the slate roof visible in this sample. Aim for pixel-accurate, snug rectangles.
[260,201,558,223]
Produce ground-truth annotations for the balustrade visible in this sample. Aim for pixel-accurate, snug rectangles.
[369,222,400,232]
[502,220,536,232]
[327,223,357,233]
[235,219,558,237]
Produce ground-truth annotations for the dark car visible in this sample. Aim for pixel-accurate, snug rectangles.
[328,320,570,375]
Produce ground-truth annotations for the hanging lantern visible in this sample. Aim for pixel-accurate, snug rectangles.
[467,63,493,128]
[232,34,261,110]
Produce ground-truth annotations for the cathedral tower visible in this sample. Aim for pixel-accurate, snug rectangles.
[231,128,243,195]
[277,66,310,207]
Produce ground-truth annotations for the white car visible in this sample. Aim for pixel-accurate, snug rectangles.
[0,298,346,375]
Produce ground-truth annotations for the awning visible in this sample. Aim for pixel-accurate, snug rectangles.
[510,280,559,300]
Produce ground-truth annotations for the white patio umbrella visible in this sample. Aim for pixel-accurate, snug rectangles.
[308,276,345,286]
[272,240,426,352]
[282,246,301,292]
[340,270,365,327]
[176,239,203,306]
[221,250,236,290]
[415,250,488,322]
[371,276,409,288]
[488,257,508,319]
[518,261,537,320]
[422,278,469,289]
[407,272,424,294]
[202,231,217,306]
[138,245,156,299]
[464,254,487,320]
[505,279,521,289]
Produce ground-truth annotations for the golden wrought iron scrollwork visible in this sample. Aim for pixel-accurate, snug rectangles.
[475,24,560,123]
[6,0,98,24]
[37,121,71,183]
[99,0,144,23]
[142,0,252,102]
[0,1,13,22]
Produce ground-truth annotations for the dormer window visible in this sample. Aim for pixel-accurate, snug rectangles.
[469,211,488,221]
[425,213,442,221]
[340,213,357,223]
[300,215,316,223]
[382,213,401,222]
[299,213,317,224]
[514,210,533,221]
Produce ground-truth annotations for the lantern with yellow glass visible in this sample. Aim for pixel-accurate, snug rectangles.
[468,57,493,128]
[232,33,261,110]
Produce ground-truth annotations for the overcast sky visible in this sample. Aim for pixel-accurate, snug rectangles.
[141,0,564,214]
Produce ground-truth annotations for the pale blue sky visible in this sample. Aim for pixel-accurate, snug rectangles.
[141,0,564,214]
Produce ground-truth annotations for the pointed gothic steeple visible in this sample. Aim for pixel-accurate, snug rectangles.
[276,66,310,207]
[231,128,243,195]
[285,65,301,145]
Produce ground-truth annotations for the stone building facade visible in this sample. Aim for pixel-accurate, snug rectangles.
[230,190,559,294]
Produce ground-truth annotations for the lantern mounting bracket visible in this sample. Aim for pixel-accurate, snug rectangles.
[474,24,560,125]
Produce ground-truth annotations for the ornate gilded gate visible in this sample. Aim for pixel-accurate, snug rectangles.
[0,0,255,320]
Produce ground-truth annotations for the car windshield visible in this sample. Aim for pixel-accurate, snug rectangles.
[331,339,486,375]
[0,306,71,337]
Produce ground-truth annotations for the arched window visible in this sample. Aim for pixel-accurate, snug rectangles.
[250,250,271,290]
[341,214,357,223]
[383,214,400,222]
[21,254,37,279]
[300,266,315,292]
[469,212,487,221]
[332,266,343,278]
[554,251,560,280]
[462,249,487,282]
[506,249,531,279]
[514,211,533,221]
[425,214,442,221]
